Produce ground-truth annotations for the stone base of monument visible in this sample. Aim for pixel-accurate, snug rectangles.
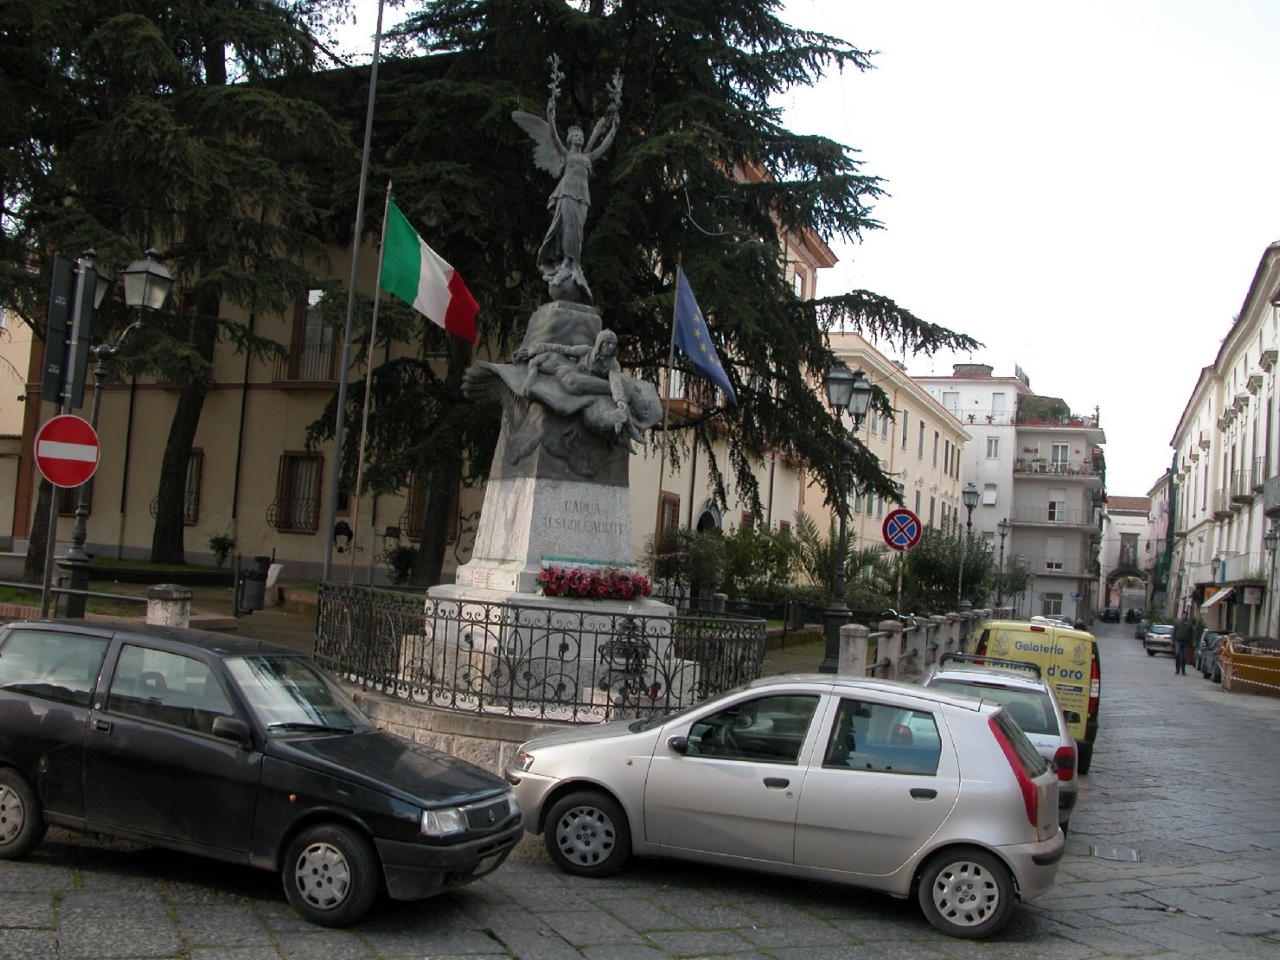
[396,584,700,720]
[455,476,637,595]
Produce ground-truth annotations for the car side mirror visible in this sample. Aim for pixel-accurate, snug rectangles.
[211,715,252,748]
[666,735,689,755]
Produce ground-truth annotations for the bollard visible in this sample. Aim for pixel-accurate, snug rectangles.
[837,622,869,676]
[879,620,903,679]
[147,583,192,628]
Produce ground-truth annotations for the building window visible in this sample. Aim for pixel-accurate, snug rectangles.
[914,490,922,515]
[1045,536,1064,570]
[1051,442,1069,466]
[741,511,756,529]
[932,431,939,466]
[1047,487,1067,522]
[982,482,997,506]
[876,497,884,519]
[778,520,791,535]
[929,496,936,526]
[1041,592,1063,616]
[267,453,323,533]
[902,409,909,449]
[400,474,458,543]
[918,419,925,458]
[882,414,889,440]
[659,493,680,536]
[277,288,336,382]
[145,451,202,525]
[986,436,999,459]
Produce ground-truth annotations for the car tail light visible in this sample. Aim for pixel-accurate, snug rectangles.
[1088,658,1100,718]
[990,715,1038,828]
[1053,745,1076,782]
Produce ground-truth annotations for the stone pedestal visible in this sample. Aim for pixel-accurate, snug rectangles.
[456,477,634,594]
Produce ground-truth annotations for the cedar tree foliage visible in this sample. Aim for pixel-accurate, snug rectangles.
[1,0,356,571]
[310,0,978,585]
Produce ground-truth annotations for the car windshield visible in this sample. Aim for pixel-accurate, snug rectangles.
[1149,625,1173,636]
[224,655,371,733]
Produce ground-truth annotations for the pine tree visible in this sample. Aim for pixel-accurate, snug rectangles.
[313,0,981,586]
[1,0,356,572]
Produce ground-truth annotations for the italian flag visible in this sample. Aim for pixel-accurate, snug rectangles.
[380,199,479,345]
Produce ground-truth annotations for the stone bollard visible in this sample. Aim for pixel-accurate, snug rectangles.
[147,583,192,628]
[929,615,949,657]
[878,620,903,679]
[837,622,869,676]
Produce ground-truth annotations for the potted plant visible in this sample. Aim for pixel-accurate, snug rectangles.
[208,532,236,568]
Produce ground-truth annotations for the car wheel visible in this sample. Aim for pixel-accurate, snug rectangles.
[0,768,47,860]
[1077,741,1093,775]
[1146,649,1156,656]
[1212,666,1221,684]
[917,846,1015,939]
[282,823,380,927]
[544,790,631,878]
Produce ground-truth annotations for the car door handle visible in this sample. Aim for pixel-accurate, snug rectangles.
[910,787,937,800]
[92,719,112,733]
[763,777,790,789]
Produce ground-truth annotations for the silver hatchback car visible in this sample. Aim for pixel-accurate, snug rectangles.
[506,674,1064,939]
[919,653,1079,830]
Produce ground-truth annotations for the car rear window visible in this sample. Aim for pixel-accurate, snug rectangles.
[992,710,1050,778]
[926,681,1059,736]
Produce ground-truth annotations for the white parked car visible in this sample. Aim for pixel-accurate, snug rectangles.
[919,653,1078,829]
[506,674,1064,939]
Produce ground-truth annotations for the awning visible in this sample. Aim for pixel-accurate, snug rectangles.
[1200,587,1235,611]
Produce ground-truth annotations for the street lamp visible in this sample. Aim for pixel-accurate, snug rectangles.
[57,251,173,617]
[955,481,978,611]
[996,516,1011,610]
[819,358,873,674]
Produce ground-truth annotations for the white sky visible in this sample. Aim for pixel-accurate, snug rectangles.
[341,1,1280,496]
[779,0,1280,496]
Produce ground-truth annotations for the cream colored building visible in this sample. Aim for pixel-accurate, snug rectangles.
[0,309,34,549]
[1168,241,1280,635]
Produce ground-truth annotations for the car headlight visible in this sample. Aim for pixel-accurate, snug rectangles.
[513,749,535,772]
[507,791,521,819]
[420,806,467,837]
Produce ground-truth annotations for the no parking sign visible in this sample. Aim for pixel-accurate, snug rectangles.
[882,508,922,552]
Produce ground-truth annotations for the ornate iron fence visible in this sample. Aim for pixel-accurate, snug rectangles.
[315,583,768,723]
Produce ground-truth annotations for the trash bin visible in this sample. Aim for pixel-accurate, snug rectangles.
[239,555,271,612]
[786,600,807,630]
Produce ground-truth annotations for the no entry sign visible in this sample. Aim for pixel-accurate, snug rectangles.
[35,415,100,488]
[882,508,923,552]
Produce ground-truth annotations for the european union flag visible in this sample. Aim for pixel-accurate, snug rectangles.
[673,268,737,405]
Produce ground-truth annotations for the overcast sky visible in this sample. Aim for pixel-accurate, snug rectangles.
[341,1,1280,496]
[778,0,1280,496]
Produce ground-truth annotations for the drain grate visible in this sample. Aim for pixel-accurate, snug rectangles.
[1090,844,1141,861]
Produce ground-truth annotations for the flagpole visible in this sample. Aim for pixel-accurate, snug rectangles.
[653,264,683,542]
[323,0,385,583]
[346,181,394,583]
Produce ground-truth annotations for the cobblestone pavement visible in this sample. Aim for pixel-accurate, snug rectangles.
[1,621,1278,959]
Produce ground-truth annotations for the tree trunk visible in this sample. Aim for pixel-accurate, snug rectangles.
[149,297,219,564]
[22,480,54,584]
[410,337,471,587]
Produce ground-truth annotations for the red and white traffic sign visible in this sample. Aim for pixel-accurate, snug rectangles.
[34,415,100,488]
[882,508,923,552]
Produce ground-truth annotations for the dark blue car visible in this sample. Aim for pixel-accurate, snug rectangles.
[0,620,521,926]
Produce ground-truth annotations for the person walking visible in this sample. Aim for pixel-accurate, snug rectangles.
[1172,611,1195,675]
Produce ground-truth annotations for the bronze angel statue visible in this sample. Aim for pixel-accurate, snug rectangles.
[513,56,622,303]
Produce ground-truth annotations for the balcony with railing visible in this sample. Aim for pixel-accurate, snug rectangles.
[1213,488,1233,519]
[948,408,1016,426]
[1013,458,1101,478]
[1252,456,1268,493]
[1008,506,1098,528]
[1019,554,1093,577]
[274,342,337,383]
[1231,468,1255,505]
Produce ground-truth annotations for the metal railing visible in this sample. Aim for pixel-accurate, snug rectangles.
[1012,458,1100,477]
[1008,506,1096,526]
[314,582,768,723]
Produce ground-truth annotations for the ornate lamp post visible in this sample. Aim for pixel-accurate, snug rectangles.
[819,358,872,673]
[996,516,1011,609]
[955,481,979,611]
[58,251,173,617]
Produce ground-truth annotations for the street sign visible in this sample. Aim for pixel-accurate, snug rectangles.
[34,415,99,488]
[882,508,923,552]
